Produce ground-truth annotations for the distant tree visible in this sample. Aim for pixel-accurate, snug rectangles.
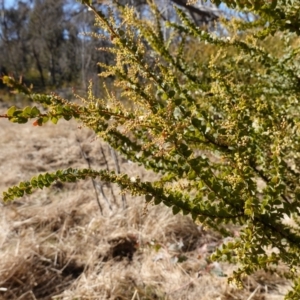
[0,0,224,90]
[0,1,31,78]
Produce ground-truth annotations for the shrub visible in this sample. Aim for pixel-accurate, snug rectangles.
[2,0,300,298]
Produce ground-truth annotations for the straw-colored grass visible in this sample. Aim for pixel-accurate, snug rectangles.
[0,102,290,299]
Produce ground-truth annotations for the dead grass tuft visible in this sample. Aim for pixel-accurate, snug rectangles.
[0,251,84,300]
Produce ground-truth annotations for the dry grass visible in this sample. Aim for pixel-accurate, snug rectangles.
[0,101,290,299]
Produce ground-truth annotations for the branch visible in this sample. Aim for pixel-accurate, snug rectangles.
[171,0,219,23]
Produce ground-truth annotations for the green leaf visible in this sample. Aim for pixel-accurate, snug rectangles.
[244,208,253,216]
[208,192,216,201]
[30,176,38,187]
[16,189,24,197]
[118,29,125,36]
[45,173,55,184]
[174,98,182,105]
[38,174,46,185]
[25,188,32,194]
[31,106,40,117]
[17,117,28,124]
[42,116,49,123]
[63,106,71,112]
[63,114,72,121]
[51,116,58,124]
[188,170,197,180]
[56,105,64,114]
[178,143,192,158]
[7,106,16,117]
[37,181,44,189]
[154,197,162,205]
[145,194,153,202]
[35,118,43,126]
[161,93,168,101]
[168,90,175,98]
[172,205,181,215]
[22,106,32,117]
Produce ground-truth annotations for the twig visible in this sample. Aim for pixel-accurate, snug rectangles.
[109,146,127,209]
[17,290,37,300]
[100,144,110,171]
[131,289,138,300]
[246,285,260,300]
[167,278,194,295]
[100,145,117,205]
[95,182,112,211]
[77,137,103,215]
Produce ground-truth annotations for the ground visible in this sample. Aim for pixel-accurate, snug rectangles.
[0,99,291,300]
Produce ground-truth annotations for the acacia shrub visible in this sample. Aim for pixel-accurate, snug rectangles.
[2,1,300,298]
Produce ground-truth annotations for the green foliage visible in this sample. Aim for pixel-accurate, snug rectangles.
[2,1,300,298]
[2,168,160,202]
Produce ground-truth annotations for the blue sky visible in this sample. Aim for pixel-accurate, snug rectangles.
[3,0,15,8]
